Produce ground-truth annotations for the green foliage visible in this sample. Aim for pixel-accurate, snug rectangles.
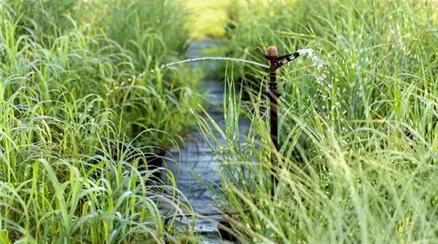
[0,0,199,242]
[201,0,438,242]
[106,0,190,67]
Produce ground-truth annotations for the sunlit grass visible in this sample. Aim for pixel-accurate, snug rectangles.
[180,0,282,39]
[200,0,438,242]
[1,0,201,242]
[180,0,232,39]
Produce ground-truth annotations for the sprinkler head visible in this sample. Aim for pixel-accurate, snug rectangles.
[255,46,301,70]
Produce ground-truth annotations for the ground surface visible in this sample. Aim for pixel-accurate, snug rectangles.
[165,40,251,242]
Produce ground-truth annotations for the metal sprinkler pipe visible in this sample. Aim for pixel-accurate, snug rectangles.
[256,46,300,196]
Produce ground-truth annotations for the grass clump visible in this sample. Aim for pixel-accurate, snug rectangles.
[1,0,200,242]
[199,0,438,242]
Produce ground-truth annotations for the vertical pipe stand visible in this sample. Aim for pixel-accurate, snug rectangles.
[267,46,280,194]
[255,46,300,196]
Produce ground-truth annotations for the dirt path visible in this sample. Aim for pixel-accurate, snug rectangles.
[165,39,250,241]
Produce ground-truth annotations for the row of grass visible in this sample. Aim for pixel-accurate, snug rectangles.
[201,0,438,242]
[1,0,201,242]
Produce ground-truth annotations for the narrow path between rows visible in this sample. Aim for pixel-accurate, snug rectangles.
[165,39,251,242]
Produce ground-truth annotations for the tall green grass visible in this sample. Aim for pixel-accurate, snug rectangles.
[1,0,200,242]
[201,0,438,242]
[106,0,190,68]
